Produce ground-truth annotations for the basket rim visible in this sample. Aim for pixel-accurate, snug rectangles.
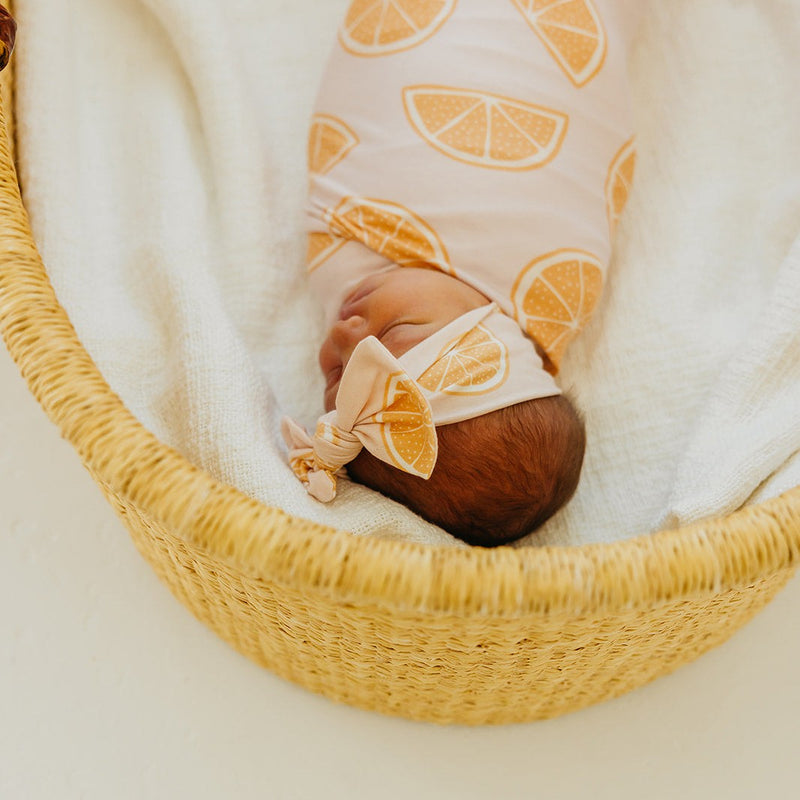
[1,54,798,618]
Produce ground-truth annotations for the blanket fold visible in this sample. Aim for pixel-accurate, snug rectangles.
[662,232,800,527]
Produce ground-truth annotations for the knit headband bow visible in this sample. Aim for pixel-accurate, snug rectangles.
[281,303,561,502]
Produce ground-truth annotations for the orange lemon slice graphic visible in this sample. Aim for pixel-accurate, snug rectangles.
[511,0,607,88]
[418,324,509,395]
[308,114,359,176]
[307,231,346,273]
[512,248,604,372]
[378,373,437,477]
[339,0,456,57]
[403,85,568,170]
[325,196,453,274]
[606,136,636,235]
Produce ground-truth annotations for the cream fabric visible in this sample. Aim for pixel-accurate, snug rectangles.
[15,0,800,548]
[307,0,641,373]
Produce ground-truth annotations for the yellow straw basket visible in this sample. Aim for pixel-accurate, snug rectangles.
[1,2,799,725]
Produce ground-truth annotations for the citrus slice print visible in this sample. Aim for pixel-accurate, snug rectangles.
[511,248,604,371]
[325,196,453,274]
[605,136,636,235]
[339,0,457,57]
[403,85,568,170]
[511,0,607,88]
[308,114,359,176]
[377,372,437,477]
[307,231,346,273]
[418,324,509,395]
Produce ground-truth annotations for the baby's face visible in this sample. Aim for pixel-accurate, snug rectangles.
[320,267,488,411]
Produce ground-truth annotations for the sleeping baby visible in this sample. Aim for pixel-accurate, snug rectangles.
[283,0,640,546]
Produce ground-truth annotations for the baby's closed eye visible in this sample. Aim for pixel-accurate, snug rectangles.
[380,320,415,338]
[380,321,431,357]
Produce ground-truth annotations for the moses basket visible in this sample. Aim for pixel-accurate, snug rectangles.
[1,2,798,725]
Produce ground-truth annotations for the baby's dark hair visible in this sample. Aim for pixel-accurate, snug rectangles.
[347,393,586,546]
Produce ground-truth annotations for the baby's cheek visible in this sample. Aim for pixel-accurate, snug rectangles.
[318,334,340,375]
[323,383,338,413]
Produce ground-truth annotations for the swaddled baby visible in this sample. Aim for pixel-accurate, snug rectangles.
[283,0,640,546]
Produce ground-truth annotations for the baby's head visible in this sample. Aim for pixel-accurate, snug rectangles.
[317,266,586,546]
[319,266,491,413]
[347,394,585,545]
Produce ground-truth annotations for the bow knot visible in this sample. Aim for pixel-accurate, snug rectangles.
[281,418,342,502]
[281,336,438,502]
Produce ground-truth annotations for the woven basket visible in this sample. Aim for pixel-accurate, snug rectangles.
[2,2,799,725]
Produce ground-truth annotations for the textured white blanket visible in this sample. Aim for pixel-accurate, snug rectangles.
[15,0,800,547]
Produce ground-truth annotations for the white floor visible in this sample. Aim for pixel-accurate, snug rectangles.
[1,342,798,800]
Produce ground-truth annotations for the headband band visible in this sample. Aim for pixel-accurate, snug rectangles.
[282,303,560,501]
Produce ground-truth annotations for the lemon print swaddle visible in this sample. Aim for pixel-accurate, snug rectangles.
[307,0,641,374]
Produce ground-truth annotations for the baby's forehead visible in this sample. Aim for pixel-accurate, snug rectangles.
[393,264,459,281]
[387,265,485,299]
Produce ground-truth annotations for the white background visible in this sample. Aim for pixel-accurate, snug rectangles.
[1,342,799,799]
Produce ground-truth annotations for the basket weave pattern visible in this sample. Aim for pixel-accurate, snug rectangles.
[117,480,794,723]
[1,4,799,723]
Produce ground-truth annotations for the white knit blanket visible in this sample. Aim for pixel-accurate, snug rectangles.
[15,0,800,547]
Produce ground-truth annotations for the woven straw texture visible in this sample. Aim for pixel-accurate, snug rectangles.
[1,0,799,724]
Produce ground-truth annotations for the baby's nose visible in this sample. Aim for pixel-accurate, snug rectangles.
[331,315,369,360]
